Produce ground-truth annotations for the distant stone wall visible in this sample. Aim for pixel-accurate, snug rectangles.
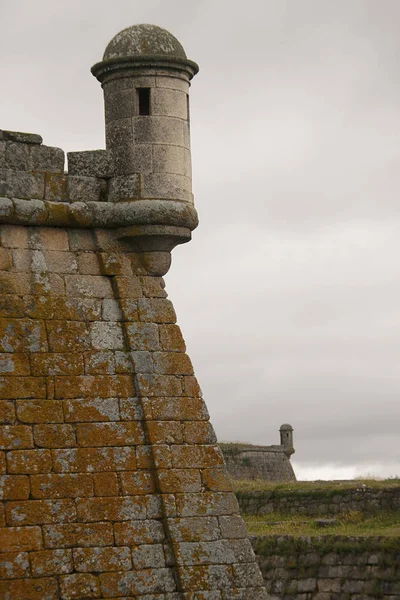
[236,485,400,516]
[220,444,296,482]
[251,535,400,599]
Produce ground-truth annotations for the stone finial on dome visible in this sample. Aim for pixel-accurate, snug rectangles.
[103,24,187,60]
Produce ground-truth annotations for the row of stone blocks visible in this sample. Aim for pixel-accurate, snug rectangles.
[0,131,192,204]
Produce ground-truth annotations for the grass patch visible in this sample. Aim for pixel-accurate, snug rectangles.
[233,478,400,494]
[244,510,400,537]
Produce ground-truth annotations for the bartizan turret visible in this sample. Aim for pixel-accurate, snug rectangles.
[91,24,199,276]
[280,423,295,457]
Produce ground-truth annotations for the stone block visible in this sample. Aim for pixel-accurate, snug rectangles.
[0,525,43,552]
[158,469,202,493]
[67,150,114,178]
[65,274,113,298]
[131,543,166,569]
[136,373,182,397]
[33,424,76,448]
[0,474,30,500]
[116,138,153,174]
[146,420,183,445]
[167,516,221,543]
[183,421,217,445]
[104,87,136,122]
[153,351,193,375]
[0,577,58,600]
[0,247,12,271]
[175,492,238,518]
[218,515,247,539]
[76,496,146,522]
[0,130,42,144]
[16,400,64,423]
[72,546,132,572]
[152,143,186,175]
[1,169,45,199]
[47,320,90,353]
[30,474,94,499]
[120,470,157,495]
[93,472,119,497]
[141,172,192,202]
[31,353,84,376]
[171,445,224,469]
[90,321,124,350]
[0,353,30,375]
[68,175,106,202]
[0,551,30,579]
[123,350,153,373]
[152,87,188,119]
[5,142,64,172]
[7,449,52,474]
[138,298,176,323]
[0,425,33,450]
[30,549,73,577]
[126,322,160,351]
[101,298,123,321]
[45,172,68,201]
[179,564,234,590]
[156,76,189,93]
[108,174,140,201]
[5,499,76,525]
[144,397,208,421]
[175,540,236,566]
[63,397,119,422]
[133,116,184,146]
[75,421,145,446]
[114,519,165,545]
[43,522,114,549]
[52,446,137,473]
[159,324,186,351]
[59,573,101,600]
[99,567,176,597]
[105,118,133,155]
[119,397,144,420]
[0,399,16,424]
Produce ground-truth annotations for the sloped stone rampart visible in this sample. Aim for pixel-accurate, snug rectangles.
[220,444,295,483]
[252,535,400,599]
[0,223,268,599]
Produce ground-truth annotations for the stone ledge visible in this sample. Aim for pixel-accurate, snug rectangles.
[0,130,42,145]
[0,197,198,230]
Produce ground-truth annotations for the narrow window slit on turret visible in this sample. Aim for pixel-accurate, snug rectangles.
[138,88,151,115]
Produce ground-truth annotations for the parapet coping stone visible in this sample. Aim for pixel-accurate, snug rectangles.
[0,196,198,229]
[0,129,43,144]
[220,443,288,454]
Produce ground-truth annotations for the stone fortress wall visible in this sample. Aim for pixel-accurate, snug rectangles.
[252,535,400,599]
[236,484,400,517]
[0,24,269,600]
[220,425,296,482]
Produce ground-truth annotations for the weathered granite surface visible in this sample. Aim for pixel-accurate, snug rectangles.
[0,23,268,599]
[252,535,400,599]
[236,484,400,516]
[220,425,296,482]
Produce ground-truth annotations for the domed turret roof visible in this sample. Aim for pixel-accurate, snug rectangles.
[280,424,293,431]
[103,24,187,61]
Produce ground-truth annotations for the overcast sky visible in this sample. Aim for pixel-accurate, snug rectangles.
[1,0,399,480]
